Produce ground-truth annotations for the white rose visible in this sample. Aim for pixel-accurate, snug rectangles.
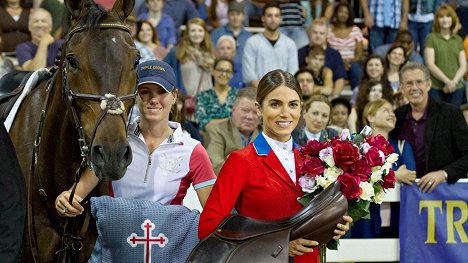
[382,162,392,174]
[373,190,385,204]
[359,182,375,201]
[386,153,399,164]
[370,170,382,183]
[316,176,327,188]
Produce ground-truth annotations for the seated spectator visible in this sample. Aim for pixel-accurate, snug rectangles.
[135,20,168,60]
[302,18,347,97]
[294,68,315,100]
[351,79,394,133]
[425,4,466,107]
[328,2,364,90]
[350,55,388,107]
[385,44,408,93]
[461,103,468,125]
[164,17,215,97]
[215,35,246,89]
[392,90,409,109]
[137,0,177,50]
[348,99,416,238]
[328,96,351,133]
[16,8,64,71]
[242,2,298,88]
[0,31,15,78]
[305,45,333,96]
[373,30,424,64]
[205,87,259,174]
[0,0,31,53]
[195,57,238,131]
[292,95,338,146]
[211,1,252,65]
[35,0,65,38]
[138,0,200,38]
[206,0,229,29]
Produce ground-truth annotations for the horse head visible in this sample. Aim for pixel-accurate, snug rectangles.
[61,0,138,181]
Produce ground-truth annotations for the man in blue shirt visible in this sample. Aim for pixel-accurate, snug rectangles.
[211,1,252,65]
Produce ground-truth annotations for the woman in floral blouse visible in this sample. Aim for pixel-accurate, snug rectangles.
[195,57,238,131]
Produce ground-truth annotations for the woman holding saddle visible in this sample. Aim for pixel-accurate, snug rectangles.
[199,69,352,262]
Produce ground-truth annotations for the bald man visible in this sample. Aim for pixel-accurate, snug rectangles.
[15,8,64,71]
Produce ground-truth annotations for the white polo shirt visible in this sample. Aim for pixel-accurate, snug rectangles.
[110,121,216,205]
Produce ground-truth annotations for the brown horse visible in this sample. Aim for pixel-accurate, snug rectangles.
[2,0,139,262]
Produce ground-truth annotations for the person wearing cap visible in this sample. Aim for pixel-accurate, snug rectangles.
[55,60,216,217]
[210,1,252,65]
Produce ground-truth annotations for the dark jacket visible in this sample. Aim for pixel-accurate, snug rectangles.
[390,99,468,183]
[0,121,26,262]
[292,126,339,146]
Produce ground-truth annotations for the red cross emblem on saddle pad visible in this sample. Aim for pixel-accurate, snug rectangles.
[127,219,169,263]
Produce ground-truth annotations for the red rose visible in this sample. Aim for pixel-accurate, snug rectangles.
[381,169,396,189]
[353,159,371,182]
[301,140,326,157]
[332,140,360,172]
[338,172,362,200]
[366,135,394,155]
[299,157,325,177]
[364,146,384,167]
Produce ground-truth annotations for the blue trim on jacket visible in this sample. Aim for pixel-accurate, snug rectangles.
[253,132,300,156]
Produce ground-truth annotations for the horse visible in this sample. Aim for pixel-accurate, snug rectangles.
[1,0,139,262]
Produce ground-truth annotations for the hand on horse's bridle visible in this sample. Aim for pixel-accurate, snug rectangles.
[55,190,84,217]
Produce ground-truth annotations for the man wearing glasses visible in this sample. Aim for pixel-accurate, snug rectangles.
[390,62,468,193]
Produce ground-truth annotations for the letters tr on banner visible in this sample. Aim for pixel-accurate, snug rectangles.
[400,182,468,263]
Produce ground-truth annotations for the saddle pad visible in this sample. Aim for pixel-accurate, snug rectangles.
[88,196,200,263]
[4,68,49,132]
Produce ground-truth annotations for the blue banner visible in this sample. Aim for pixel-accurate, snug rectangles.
[400,182,468,263]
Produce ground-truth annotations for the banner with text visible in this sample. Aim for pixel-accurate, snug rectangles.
[400,182,468,263]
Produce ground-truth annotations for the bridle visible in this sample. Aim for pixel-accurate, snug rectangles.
[62,23,138,167]
[27,22,139,263]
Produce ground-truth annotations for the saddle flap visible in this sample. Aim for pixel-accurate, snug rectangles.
[214,181,347,244]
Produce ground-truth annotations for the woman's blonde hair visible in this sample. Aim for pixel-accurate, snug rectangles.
[362,99,392,126]
[176,18,216,62]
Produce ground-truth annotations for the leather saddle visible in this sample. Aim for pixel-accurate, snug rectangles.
[187,181,348,263]
[0,71,33,121]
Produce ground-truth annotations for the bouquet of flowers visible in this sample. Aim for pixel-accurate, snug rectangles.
[297,126,399,249]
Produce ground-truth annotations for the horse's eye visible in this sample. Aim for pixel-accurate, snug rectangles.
[67,55,79,69]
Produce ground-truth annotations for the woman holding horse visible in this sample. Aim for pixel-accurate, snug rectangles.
[55,60,216,216]
[198,69,352,263]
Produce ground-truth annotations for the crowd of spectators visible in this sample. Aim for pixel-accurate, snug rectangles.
[2,0,468,253]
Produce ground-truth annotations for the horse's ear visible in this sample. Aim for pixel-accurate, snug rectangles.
[112,0,135,20]
[64,0,85,18]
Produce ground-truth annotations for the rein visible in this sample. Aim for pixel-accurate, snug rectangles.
[26,22,137,263]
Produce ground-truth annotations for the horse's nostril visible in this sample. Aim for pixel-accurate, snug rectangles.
[91,145,105,165]
[124,145,132,165]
